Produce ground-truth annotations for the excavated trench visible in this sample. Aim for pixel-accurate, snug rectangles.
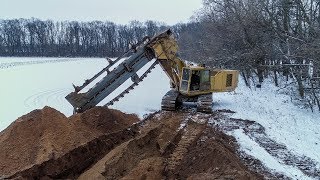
[0,107,263,179]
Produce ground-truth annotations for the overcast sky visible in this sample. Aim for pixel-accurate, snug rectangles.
[0,0,203,25]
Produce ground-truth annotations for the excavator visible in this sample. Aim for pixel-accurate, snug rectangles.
[65,29,239,114]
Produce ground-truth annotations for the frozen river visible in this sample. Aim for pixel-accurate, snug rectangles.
[0,57,170,131]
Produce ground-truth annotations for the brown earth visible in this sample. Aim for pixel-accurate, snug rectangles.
[79,112,263,179]
[0,108,263,179]
[0,106,139,178]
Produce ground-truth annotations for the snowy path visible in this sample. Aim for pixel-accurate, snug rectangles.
[212,79,320,179]
[210,114,320,179]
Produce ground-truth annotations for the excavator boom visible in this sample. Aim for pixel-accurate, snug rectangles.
[66,30,176,113]
[66,29,239,114]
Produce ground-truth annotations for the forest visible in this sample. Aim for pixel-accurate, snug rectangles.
[0,19,167,57]
[0,0,319,111]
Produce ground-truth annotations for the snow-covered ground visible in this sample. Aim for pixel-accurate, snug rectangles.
[1,57,319,178]
[0,57,170,132]
[213,78,320,179]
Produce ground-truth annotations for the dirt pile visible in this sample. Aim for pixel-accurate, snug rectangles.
[1,108,264,179]
[79,112,263,179]
[176,127,257,179]
[78,112,184,180]
[70,106,138,134]
[0,106,139,178]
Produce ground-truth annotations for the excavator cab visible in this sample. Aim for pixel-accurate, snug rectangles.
[179,66,238,95]
[180,67,211,95]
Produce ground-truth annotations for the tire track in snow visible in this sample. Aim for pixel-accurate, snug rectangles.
[24,88,69,108]
[0,58,85,70]
[211,112,320,179]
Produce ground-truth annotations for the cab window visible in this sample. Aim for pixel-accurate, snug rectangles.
[200,70,210,83]
[182,69,190,80]
[199,70,210,90]
[190,70,200,91]
[181,68,190,91]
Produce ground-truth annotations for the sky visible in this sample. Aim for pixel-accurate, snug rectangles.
[0,0,203,25]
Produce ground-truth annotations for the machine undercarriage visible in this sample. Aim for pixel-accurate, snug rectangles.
[161,90,213,113]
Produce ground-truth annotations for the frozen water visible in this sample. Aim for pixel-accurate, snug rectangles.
[0,57,170,131]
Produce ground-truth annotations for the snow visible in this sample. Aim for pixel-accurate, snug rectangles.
[232,129,313,180]
[213,78,320,163]
[213,78,320,178]
[0,57,170,132]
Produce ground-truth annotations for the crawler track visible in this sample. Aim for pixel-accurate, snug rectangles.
[197,93,213,113]
[165,114,208,177]
[161,90,180,111]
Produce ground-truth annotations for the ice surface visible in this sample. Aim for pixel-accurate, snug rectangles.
[0,57,170,131]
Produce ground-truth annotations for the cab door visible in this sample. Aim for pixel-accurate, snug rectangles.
[199,70,210,91]
[180,68,190,93]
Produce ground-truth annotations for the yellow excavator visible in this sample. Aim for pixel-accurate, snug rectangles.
[66,29,238,113]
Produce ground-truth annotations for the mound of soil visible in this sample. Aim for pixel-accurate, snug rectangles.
[78,113,183,180]
[71,106,138,134]
[1,108,263,179]
[176,128,260,179]
[79,112,262,179]
[0,106,139,177]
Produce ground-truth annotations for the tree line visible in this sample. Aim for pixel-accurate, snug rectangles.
[0,18,167,57]
[177,0,320,111]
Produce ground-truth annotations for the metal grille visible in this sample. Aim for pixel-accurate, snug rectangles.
[226,74,233,87]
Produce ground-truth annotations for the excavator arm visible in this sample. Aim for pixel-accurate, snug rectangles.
[66,29,183,113]
[148,32,186,89]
